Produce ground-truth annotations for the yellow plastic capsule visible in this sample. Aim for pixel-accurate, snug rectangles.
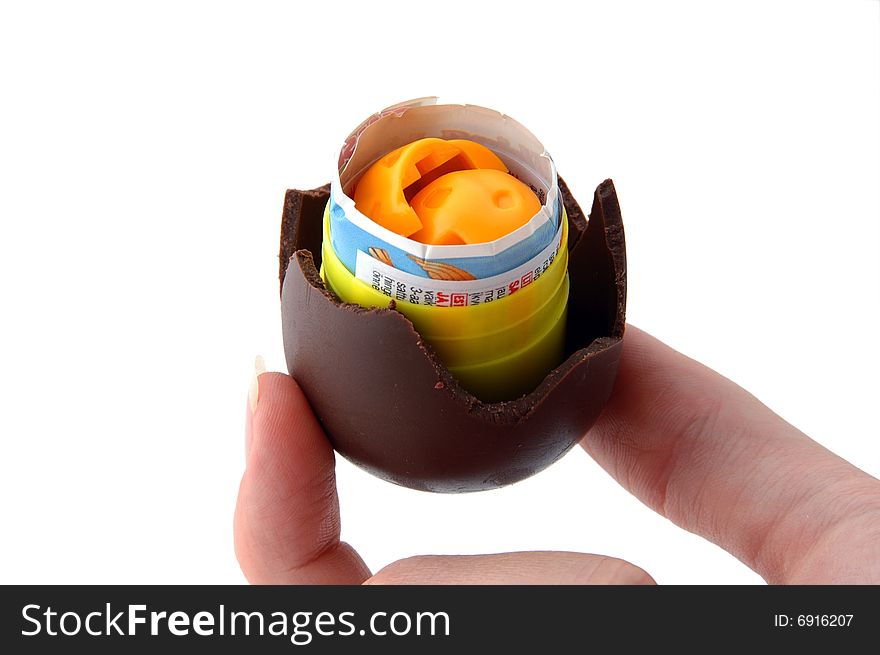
[320,202,569,401]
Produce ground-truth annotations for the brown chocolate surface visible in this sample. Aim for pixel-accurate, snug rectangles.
[279,177,627,492]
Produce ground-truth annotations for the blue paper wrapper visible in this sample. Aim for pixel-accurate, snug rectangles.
[329,99,563,287]
[328,186,562,281]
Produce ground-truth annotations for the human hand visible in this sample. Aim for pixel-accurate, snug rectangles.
[234,326,880,584]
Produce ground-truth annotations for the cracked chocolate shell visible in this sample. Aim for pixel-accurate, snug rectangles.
[279,177,626,492]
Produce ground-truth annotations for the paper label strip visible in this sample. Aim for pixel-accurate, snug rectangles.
[354,218,565,307]
[330,188,561,282]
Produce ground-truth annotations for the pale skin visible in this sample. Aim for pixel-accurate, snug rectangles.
[234,326,880,584]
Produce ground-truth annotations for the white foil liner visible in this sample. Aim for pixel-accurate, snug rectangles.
[329,99,560,269]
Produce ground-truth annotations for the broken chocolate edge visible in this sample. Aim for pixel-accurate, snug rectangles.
[279,178,627,422]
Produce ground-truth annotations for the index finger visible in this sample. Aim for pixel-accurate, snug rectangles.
[581,325,880,583]
[234,371,370,584]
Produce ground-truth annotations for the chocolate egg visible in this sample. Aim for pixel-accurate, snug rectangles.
[279,177,626,492]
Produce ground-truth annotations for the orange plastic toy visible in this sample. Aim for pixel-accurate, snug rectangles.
[353,138,540,245]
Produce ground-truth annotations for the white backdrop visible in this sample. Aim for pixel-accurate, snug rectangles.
[1,0,877,584]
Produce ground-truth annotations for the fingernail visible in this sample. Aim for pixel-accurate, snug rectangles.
[248,355,266,414]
